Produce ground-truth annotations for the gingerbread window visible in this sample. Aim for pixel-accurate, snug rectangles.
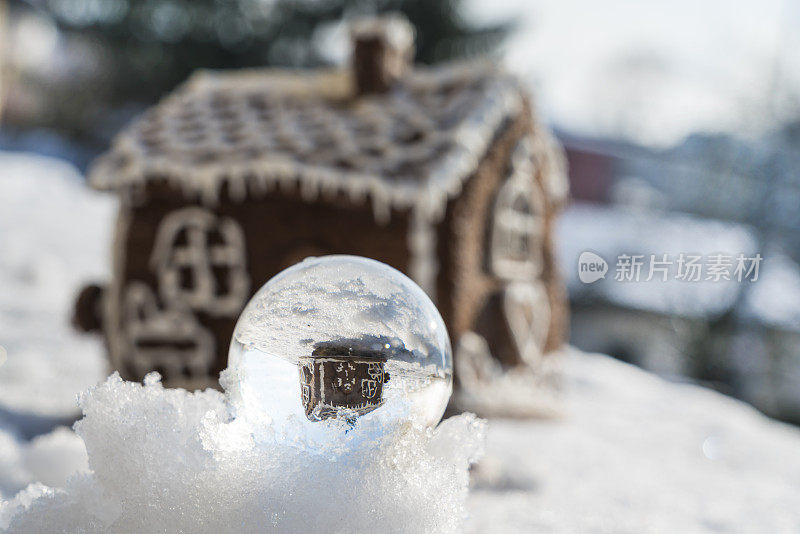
[150,207,249,317]
[502,281,550,366]
[490,139,545,280]
[122,282,215,382]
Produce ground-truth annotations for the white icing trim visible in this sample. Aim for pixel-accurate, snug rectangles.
[503,281,551,368]
[122,282,215,381]
[533,129,569,209]
[88,67,523,228]
[408,204,438,300]
[490,136,546,281]
[150,207,249,317]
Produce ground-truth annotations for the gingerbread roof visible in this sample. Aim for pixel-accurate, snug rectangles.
[88,61,528,222]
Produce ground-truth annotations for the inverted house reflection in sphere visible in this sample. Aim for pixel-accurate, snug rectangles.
[299,336,402,422]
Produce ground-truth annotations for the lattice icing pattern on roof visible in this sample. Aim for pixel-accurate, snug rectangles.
[89,62,524,222]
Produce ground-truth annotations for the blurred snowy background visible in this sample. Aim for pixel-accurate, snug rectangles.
[1,0,800,531]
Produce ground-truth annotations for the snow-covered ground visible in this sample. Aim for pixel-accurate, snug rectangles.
[2,350,799,532]
[0,427,87,501]
[1,374,484,533]
[468,350,800,533]
[0,151,799,531]
[0,153,113,428]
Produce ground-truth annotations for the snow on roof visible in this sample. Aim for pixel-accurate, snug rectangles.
[88,61,525,222]
[557,203,759,318]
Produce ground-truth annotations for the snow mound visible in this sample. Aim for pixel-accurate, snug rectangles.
[0,427,88,501]
[1,373,485,533]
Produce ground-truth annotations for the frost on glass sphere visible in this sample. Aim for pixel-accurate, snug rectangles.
[228,255,453,440]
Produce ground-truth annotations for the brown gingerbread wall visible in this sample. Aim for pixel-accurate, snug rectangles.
[435,107,527,344]
[105,105,566,389]
[109,182,413,387]
[435,99,567,372]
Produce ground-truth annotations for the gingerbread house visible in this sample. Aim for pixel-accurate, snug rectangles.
[73,15,569,393]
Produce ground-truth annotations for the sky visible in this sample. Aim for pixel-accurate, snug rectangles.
[466,0,800,146]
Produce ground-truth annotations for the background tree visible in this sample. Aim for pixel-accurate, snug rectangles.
[16,0,511,151]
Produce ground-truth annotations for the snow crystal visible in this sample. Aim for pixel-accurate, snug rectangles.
[1,373,485,533]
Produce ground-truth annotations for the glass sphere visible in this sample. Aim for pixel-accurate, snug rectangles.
[228,255,452,441]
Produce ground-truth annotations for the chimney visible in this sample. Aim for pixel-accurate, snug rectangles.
[350,14,414,95]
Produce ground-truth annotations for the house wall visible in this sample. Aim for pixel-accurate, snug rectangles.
[436,104,525,347]
[435,99,567,373]
[102,104,568,389]
[538,155,570,354]
[107,183,412,388]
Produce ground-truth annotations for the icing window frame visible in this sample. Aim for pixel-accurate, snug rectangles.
[490,137,545,280]
[150,207,249,317]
